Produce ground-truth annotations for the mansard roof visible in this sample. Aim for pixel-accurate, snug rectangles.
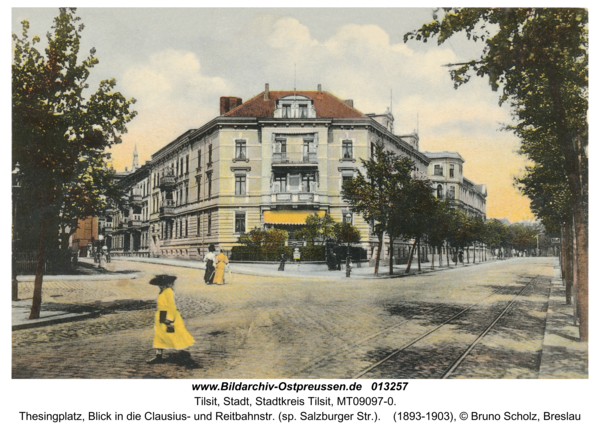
[223,90,365,119]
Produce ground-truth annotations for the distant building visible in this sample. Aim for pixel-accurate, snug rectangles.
[422,151,487,219]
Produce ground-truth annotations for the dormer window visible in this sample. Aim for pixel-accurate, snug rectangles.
[275,95,316,119]
[282,104,292,118]
[299,104,308,118]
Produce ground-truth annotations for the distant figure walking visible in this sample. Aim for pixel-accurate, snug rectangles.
[148,275,194,363]
[213,249,229,285]
[278,253,286,271]
[203,245,216,285]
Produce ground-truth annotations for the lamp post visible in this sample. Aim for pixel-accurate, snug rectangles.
[12,163,24,301]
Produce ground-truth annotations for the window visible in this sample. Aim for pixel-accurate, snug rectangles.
[235,175,246,195]
[197,150,202,170]
[343,211,353,224]
[303,138,315,162]
[450,164,455,178]
[273,174,287,193]
[197,214,201,236]
[342,174,353,190]
[235,212,246,234]
[289,174,301,192]
[196,176,201,201]
[448,185,456,199]
[342,140,353,159]
[275,138,287,154]
[207,172,212,198]
[207,212,212,236]
[282,104,291,118]
[235,140,246,160]
[371,142,377,160]
[434,165,443,176]
[208,144,212,166]
[302,173,316,192]
[186,155,189,173]
[299,104,308,118]
[437,184,443,199]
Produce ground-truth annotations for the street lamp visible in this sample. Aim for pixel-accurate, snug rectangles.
[12,163,24,301]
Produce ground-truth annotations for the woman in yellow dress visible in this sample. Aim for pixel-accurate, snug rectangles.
[148,275,194,363]
[213,249,229,285]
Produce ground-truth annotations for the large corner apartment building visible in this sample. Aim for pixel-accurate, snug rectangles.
[106,84,486,260]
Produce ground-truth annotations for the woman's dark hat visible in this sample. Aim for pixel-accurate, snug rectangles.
[208,244,216,252]
[149,274,177,286]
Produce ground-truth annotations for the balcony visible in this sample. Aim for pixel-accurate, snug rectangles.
[159,170,176,191]
[128,215,142,229]
[103,226,113,235]
[272,152,317,165]
[129,192,142,207]
[159,199,175,218]
[271,192,318,203]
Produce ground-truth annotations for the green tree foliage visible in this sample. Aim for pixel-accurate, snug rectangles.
[12,8,137,319]
[334,222,362,248]
[238,227,289,251]
[296,213,336,245]
[341,143,414,275]
[405,8,588,340]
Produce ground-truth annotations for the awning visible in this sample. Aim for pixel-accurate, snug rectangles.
[263,210,326,225]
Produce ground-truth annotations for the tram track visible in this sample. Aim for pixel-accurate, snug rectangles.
[354,276,538,379]
[293,279,534,378]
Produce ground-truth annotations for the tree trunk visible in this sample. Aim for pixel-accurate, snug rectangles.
[431,245,435,270]
[405,240,417,274]
[389,236,394,275]
[446,244,450,267]
[563,223,572,305]
[29,215,48,319]
[374,231,383,275]
[417,238,421,272]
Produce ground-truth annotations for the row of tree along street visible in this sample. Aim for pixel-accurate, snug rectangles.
[405,8,588,341]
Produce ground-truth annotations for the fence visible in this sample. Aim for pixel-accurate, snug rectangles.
[14,252,71,275]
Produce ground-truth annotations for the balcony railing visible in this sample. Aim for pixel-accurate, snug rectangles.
[272,152,317,164]
[129,193,142,206]
[271,192,318,203]
[159,199,175,218]
[128,215,142,228]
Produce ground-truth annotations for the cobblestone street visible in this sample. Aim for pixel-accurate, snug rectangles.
[12,257,585,379]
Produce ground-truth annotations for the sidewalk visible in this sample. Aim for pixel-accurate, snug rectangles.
[537,262,588,378]
[12,260,138,330]
[112,255,498,280]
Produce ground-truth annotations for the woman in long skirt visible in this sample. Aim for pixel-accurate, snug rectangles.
[213,249,229,285]
[203,244,216,284]
[148,274,194,363]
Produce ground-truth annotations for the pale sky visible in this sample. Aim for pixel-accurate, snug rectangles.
[11,7,539,222]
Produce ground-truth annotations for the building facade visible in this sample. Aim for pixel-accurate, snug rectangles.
[110,84,488,261]
[423,151,487,219]
[119,85,430,259]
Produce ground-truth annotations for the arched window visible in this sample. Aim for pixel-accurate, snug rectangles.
[437,184,443,199]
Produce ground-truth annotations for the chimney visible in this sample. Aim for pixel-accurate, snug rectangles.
[220,96,243,115]
[317,84,322,92]
[343,100,354,108]
[263,83,269,101]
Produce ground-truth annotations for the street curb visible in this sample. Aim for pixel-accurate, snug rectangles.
[16,273,139,282]
[12,310,101,331]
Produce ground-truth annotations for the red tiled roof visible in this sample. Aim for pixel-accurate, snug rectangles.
[223,90,365,118]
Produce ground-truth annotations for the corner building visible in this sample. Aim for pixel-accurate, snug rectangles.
[145,84,430,259]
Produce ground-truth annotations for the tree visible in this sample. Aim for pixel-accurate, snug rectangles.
[12,9,137,319]
[405,8,588,341]
[341,143,413,275]
[296,213,337,246]
[334,222,362,256]
[388,178,437,274]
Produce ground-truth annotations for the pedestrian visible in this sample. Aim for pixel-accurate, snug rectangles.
[203,245,216,284]
[98,249,107,269]
[278,253,286,271]
[336,252,342,271]
[148,274,194,364]
[458,250,464,263]
[213,249,229,285]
